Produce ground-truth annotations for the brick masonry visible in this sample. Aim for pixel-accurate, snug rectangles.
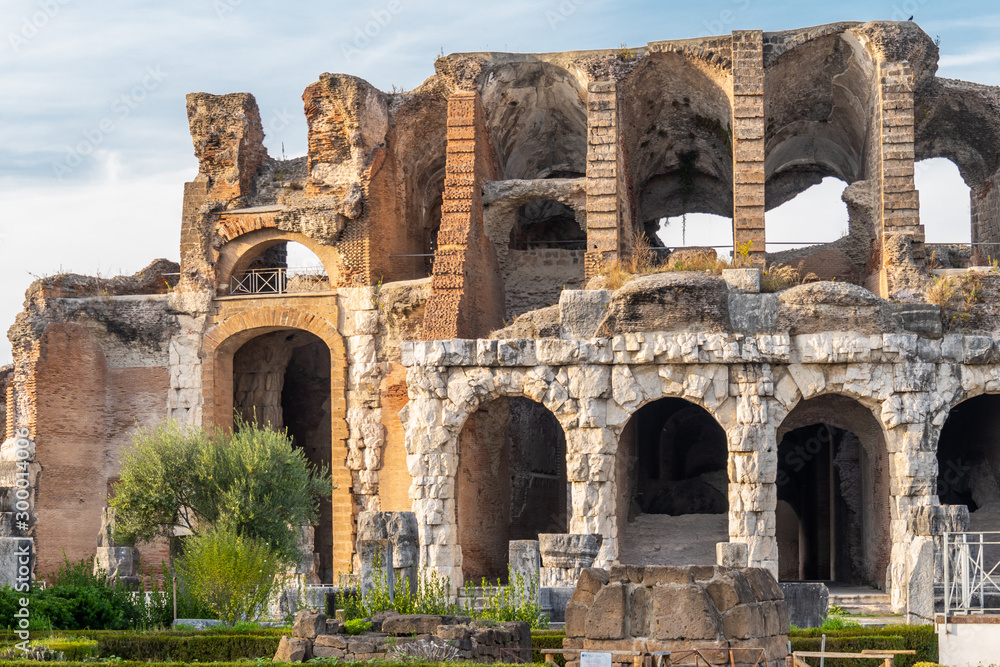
[732,31,766,268]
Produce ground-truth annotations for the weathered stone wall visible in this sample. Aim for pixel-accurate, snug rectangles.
[401,310,1000,612]
[563,566,788,667]
[277,610,530,663]
[504,249,585,318]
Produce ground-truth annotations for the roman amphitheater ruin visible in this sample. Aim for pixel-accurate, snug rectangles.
[3,20,1000,622]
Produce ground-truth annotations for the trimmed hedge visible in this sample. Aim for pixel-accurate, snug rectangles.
[532,630,566,665]
[789,625,936,666]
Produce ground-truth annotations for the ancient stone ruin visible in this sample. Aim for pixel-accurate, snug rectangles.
[275,609,530,663]
[1,20,999,630]
[563,565,789,667]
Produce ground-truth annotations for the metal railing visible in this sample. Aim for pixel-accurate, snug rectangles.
[941,531,1000,615]
[230,266,329,295]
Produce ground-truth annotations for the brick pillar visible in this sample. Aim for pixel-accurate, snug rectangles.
[971,166,1000,264]
[875,61,924,294]
[731,30,766,268]
[585,81,628,277]
[422,91,504,340]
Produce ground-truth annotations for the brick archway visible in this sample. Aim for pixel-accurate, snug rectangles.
[200,304,353,575]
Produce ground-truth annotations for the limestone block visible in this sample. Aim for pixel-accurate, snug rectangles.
[564,601,589,637]
[476,339,498,366]
[651,583,721,640]
[497,339,536,366]
[893,362,936,392]
[736,394,767,424]
[359,540,393,603]
[716,542,749,569]
[787,364,825,397]
[560,290,612,340]
[509,540,540,598]
[578,339,614,364]
[908,504,969,536]
[721,603,764,640]
[577,398,607,428]
[964,335,997,364]
[778,582,828,629]
[536,339,582,365]
[722,268,761,293]
[730,294,779,336]
[292,609,326,639]
[585,582,626,639]
[539,533,603,569]
[567,365,611,399]
[941,334,964,362]
[699,334,742,363]
[728,484,776,513]
[882,333,918,360]
[274,636,311,662]
[0,537,32,588]
[629,584,652,637]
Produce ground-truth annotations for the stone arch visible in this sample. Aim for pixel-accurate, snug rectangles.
[214,228,340,294]
[200,304,352,576]
[935,392,1000,532]
[775,392,891,586]
[448,370,571,581]
[618,50,735,241]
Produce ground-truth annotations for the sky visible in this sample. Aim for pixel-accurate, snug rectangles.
[0,0,997,365]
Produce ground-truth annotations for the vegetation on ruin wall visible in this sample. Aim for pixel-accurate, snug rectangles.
[789,625,937,666]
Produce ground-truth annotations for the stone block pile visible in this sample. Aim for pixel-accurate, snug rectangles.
[274,609,531,663]
[562,565,789,667]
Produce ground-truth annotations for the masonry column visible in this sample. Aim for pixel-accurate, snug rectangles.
[875,61,925,296]
[728,364,778,577]
[971,165,1000,264]
[423,90,504,340]
[585,81,630,277]
[567,427,618,568]
[731,30,766,267]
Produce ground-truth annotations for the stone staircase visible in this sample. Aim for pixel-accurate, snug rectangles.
[828,587,893,616]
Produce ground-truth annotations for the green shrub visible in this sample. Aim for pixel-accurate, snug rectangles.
[95,633,281,662]
[465,568,548,628]
[344,619,372,635]
[176,525,284,627]
[531,630,566,665]
[789,625,937,666]
[819,615,862,630]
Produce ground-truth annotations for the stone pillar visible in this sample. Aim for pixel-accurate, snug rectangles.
[584,81,630,278]
[971,165,1000,264]
[883,417,938,613]
[567,427,618,567]
[728,364,778,577]
[538,533,601,587]
[423,90,505,340]
[357,511,419,597]
[358,539,393,603]
[94,508,141,589]
[874,61,925,297]
[509,540,540,603]
[731,30,766,268]
[0,537,32,589]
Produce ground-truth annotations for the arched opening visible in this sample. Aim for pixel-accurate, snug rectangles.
[504,197,586,317]
[480,61,588,181]
[655,213,734,262]
[617,398,729,565]
[916,158,974,268]
[232,328,333,583]
[456,396,568,581]
[776,395,890,586]
[763,32,877,283]
[620,52,734,260]
[765,177,859,282]
[937,394,1000,532]
[226,236,332,295]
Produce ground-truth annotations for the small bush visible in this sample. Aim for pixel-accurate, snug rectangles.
[176,525,284,627]
[760,263,801,292]
[344,619,372,635]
